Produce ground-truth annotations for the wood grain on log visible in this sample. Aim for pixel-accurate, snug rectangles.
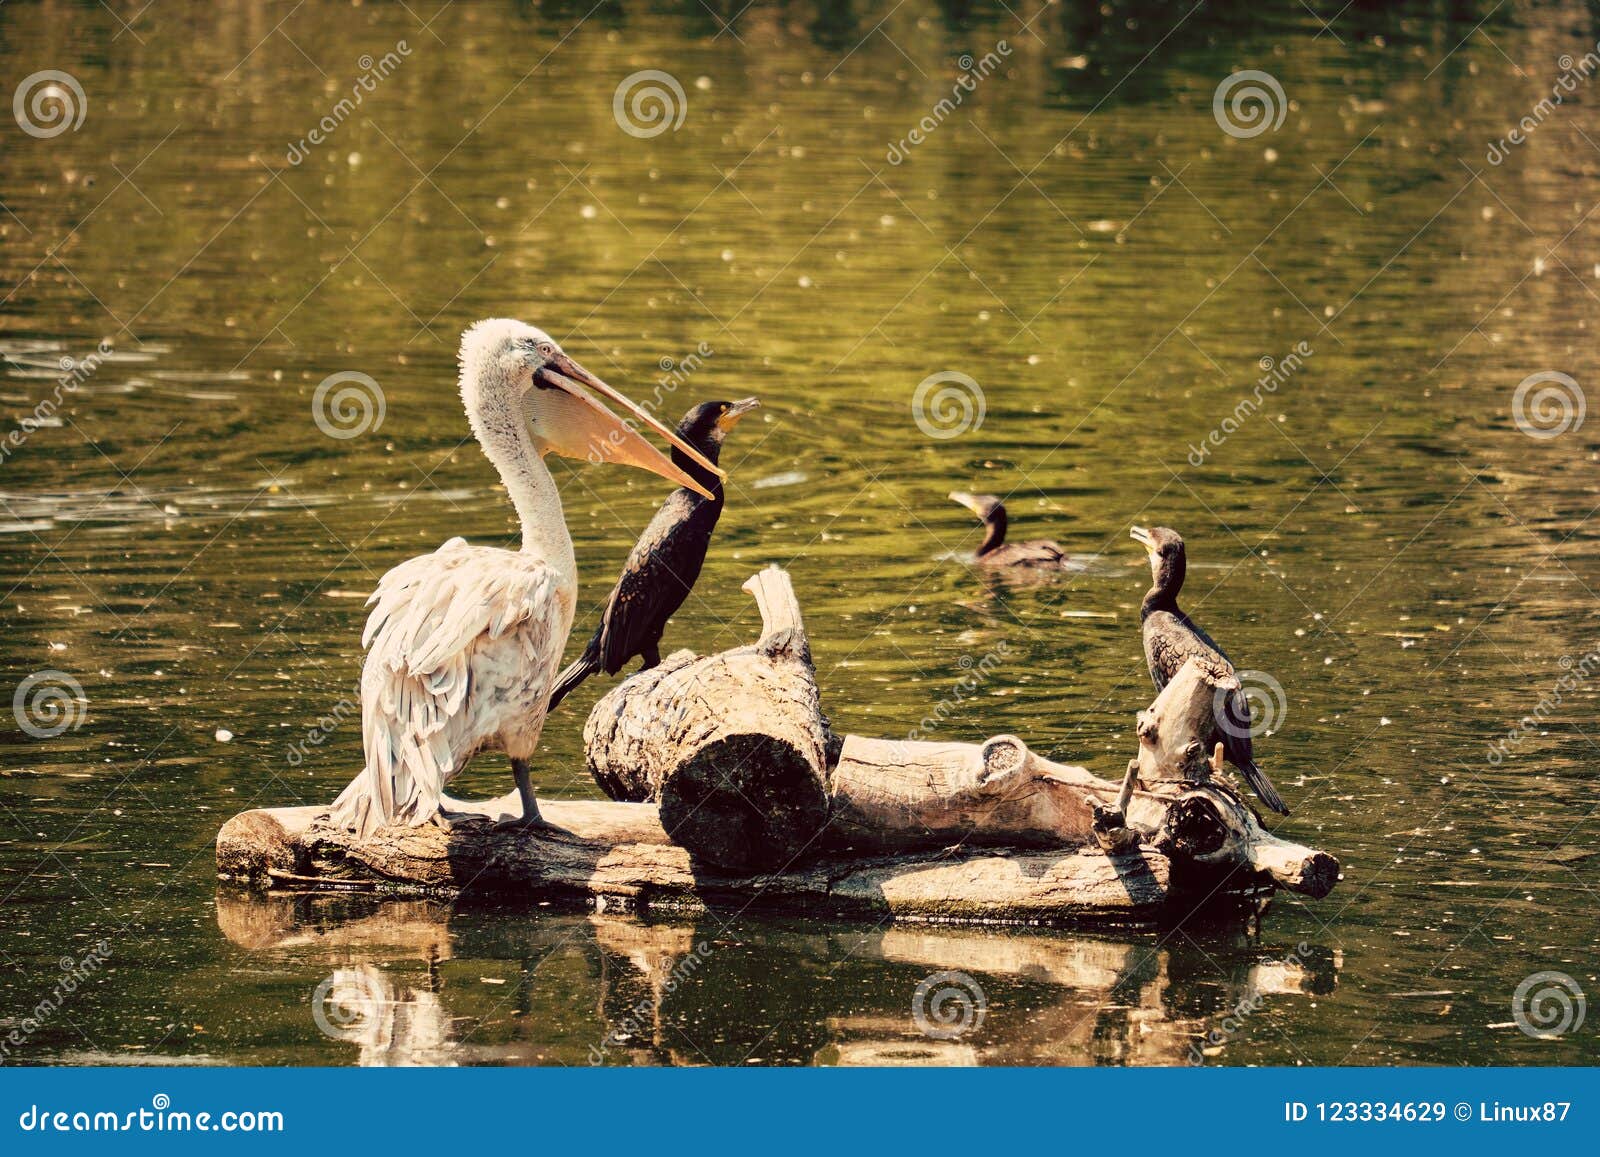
[828,734,1113,851]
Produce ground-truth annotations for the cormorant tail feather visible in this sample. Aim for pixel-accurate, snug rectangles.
[546,655,599,712]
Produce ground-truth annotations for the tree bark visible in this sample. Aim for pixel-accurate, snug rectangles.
[826,733,1122,853]
[822,730,1335,898]
[1134,656,1238,787]
[582,565,832,873]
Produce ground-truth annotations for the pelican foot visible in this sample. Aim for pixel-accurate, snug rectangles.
[430,806,493,830]
[493,814,563,836]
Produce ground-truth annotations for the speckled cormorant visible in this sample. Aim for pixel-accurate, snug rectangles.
[1130,525,1291,816]
[547,397,760,711]
[949,492,1078,569]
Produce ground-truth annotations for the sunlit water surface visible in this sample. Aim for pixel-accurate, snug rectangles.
[2,0,1598,1065]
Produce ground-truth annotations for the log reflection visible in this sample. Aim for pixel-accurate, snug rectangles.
[215,890,1338,1066]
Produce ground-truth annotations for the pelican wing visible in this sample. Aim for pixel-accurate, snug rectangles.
[330,538,567,837]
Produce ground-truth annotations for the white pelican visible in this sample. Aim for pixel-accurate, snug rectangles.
[329,319,721,838]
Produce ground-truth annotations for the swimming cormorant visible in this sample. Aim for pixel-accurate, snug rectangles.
[547,397,760,712]
[949,492,1080,569]
[1129,525,1291,816]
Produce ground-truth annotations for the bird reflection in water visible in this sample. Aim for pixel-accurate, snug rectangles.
[216,891,1338,1067]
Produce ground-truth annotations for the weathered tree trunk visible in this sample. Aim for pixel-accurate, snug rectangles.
[826,733,1124,853]
[583,565,832,873]
[578,594,1337,897]
[215,794,1185,922]
[824,730,1335,897]
[1133,656,1238,787]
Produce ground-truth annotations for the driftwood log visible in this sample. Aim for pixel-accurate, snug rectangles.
[217,794,1191,922]
[216,565,1338,921]
[581,567,1335,898]
[825,726,1333,899]
[582,567,832,873]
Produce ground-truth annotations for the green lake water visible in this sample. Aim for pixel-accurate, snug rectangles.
[1,0,1598,1065]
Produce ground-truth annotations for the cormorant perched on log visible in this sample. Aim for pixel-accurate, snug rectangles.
[547,397,760,712]
[949,492,1088,570]
[1130,525,1291,816]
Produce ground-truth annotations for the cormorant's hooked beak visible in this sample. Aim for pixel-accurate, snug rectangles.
[1129,525,1156,553]
[532,353,724,500]
[716,397,761,431]
[949,491,987,518]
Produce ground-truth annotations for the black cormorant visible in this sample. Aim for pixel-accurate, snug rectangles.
[1130,525,1291,816]
[950,492,1085,570]
[547,397,760,711]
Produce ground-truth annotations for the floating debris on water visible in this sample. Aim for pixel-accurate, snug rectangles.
[751,470,807,490]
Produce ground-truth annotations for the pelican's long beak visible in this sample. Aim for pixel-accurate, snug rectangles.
[532,353,723,500]
[1129,525,1156,552]
[717,397,761,431]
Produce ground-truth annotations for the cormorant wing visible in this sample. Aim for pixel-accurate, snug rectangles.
[1176,609,1234,667]
[595,500,716,673]
[1005,540,1069,567]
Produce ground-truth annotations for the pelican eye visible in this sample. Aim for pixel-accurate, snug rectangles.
[536,342,557,358]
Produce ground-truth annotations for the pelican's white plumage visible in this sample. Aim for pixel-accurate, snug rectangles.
[330,537,571,836]
[329,318,722,839]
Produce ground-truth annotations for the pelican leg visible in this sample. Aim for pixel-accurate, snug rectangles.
[499,757,560,833]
